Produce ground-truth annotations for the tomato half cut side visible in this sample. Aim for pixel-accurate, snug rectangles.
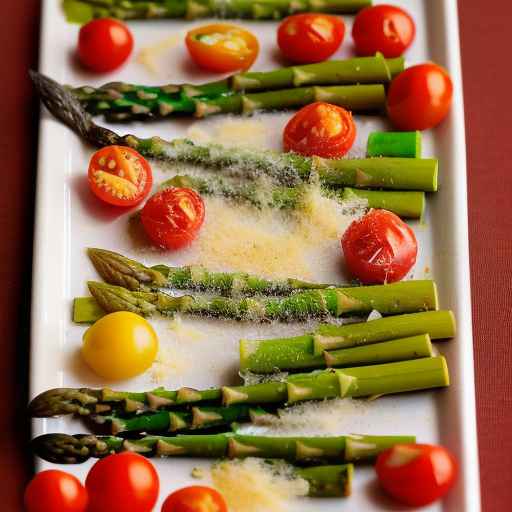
[162,486,228,512]
[141,187,206,250]
[387,63,453,130]
[376,443,458,507]
[283,102,356,158]
[87,146,153,207]
[78,18,133,73]
[341,209,417,284]
[352,5,415,58]
[186,24,259,73]
[277,14,346,64]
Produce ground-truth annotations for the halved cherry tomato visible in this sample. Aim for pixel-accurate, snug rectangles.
[283,102,356,158]
[277,14,345,64]
[352,5,415,58]
[141,188,205,250]
[185,24,259,73]
[376,444,458,507]
[78,18,133,72]
[24,470,88,512]
[86,452,159,512]
[162,486,228,512]
[387,63,453,130]
[341,209,417,284]
[87,146,153,207]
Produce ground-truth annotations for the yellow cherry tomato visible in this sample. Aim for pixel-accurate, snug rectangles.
[82,312,158,380]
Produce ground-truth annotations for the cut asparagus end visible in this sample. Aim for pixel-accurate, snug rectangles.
[73,297,105,323]
[29,388,101,417]
[87,247,167,290]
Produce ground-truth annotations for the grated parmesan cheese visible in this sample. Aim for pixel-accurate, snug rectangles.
[150,344,189,384]
[137,33,184,75]
[168,315,205,342]
[211,458,308,512]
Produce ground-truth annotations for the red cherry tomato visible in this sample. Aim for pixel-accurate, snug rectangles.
[277,14,345,64]
[376,444,458,507]
[141,188,205,250]
[24,470,88,512]
[387,63,453,130]
[186,24,259,73]
[352,5,415,58]
[88,145,153,207]
[78,18,133,73]
[162,486,228,512]
[283,102,356,158]
[341,209,417,284]
[86,452,159,512]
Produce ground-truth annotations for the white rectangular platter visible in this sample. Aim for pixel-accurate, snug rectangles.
[31,0,480,510]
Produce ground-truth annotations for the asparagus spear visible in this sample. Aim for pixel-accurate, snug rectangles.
[367,131,422,158]
[224,356,449,405]
[31,71,438,191]
[87,247,337,294]
[74,279,439,323]
[32,432,413,465]
[73,55,402,119]
[162,175,426,218]
[240,333,433,373]
[63,0,372,24]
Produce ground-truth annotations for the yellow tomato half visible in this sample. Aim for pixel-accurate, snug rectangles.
[82,311,158,380]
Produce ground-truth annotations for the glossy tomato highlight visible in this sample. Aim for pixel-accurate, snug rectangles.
[162,486,228,512]
[277,14,345,64]
[341,209,417,284]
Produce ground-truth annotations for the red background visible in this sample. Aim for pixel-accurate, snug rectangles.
[1,1,511,509]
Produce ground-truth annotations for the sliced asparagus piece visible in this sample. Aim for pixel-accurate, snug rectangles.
[31,72,438,191]
[88,247,337,294]
[32,432,413,465]
[74,280,439,323]
[63,0,372,23]
[240,333,433,373]
[367,131,422,158]
[224,356,449,405]
[341,188,425,219]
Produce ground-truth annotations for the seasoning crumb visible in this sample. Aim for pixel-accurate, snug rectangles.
[191,467,204,479]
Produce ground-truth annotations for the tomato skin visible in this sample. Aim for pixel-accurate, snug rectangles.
[88,146,153,207]
[387,63,453,131]
[352,5,415,58]
[82,311,158,380]
[86,452,159,512]
[162,486,228,512]
[24,470,88,512]
[341,209,417,284]
[78,18,133,72]
[141,188,205,250]
[277,14,345,64]
[186,24,259,73]
[283,102,356,158]
[376,444,458,507]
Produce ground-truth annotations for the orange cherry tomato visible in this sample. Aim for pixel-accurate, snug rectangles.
[86,452,159,512]
[283,101,356,158]
[387,63,453,130]
[161,486,228,512]
[277,14,345,64]
[185,24,259,73]
[24,470,88,512]
[141,188,205,250]
[87,146,153,207]
[376,444,458,507]
[341,209,417,284]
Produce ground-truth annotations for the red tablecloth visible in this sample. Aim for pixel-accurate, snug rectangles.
[1,1,511,509]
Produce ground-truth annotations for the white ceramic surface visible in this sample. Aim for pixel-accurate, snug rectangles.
[31,1,480,510]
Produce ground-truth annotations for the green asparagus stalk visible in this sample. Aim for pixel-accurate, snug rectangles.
[367,131,422,158]
[74,279,439,323]
[296,464,353,497]
[31,71,438,191]
[63,0,372,24]
[224,356,449,404]
[240,333,433,373]
[340,188,425,219]
[32,432,413,465]
[87,247,337,294]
